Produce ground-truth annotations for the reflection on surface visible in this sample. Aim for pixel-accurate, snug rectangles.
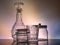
[0,39,48,45]
[38,41,48,45]
[12,41,48,45]
[0,39,60,45]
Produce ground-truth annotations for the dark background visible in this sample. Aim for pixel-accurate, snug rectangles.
[0,0,60,39]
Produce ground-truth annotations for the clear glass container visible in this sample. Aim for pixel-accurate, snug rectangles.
[11,2,28,45]
[38,24,48,45]
[38,24,48,41]
[28,25,39,45]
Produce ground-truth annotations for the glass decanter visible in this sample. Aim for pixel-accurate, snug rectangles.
[11,2,28,44]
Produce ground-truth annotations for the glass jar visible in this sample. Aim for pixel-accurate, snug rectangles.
[38,24,48,41]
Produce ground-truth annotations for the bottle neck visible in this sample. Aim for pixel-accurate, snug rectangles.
[16,13,24,26]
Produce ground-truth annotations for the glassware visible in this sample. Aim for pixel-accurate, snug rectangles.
[38,24,48,45]
[11,2,28,45]
[11,1,48,45]
[28,25,39,45]
[38,24,48,41]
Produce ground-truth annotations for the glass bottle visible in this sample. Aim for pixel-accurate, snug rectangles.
[11,2,28,43]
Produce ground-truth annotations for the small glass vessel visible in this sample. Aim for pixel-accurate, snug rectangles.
[38,25,48,40]
[28,25,39,45]
[38,24,48,41]
[38,24,48,45]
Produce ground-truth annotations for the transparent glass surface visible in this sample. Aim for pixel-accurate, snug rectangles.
[11,2,29,45]
[38,27,48,41]
[27,25,38,45]
[28,25,38,42]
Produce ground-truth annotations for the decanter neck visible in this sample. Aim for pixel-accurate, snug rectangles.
[16,13,24,26]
